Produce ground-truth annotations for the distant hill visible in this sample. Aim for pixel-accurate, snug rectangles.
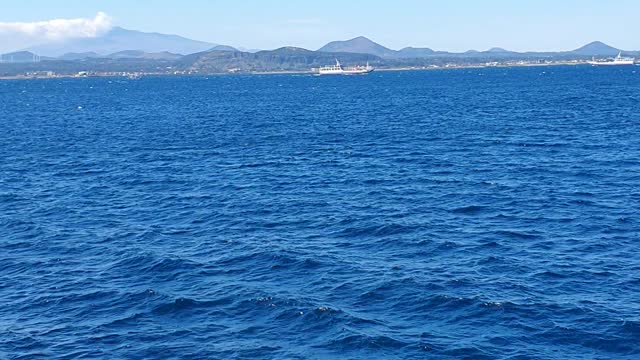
[178,46,382,73]
[105,50,146,59]
[396,47,436,58]
[486,47,513,54]
[237,47,262,53]
[210,45,238,52]
[570,41,621,56]
[58,52,101,61]
[318,36,397,58]
[0,51,42,63]
[26,27,215,57]
[257,47,317,56]
[106,50,183,60]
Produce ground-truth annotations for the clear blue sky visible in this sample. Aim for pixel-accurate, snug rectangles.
[1,0,638,51]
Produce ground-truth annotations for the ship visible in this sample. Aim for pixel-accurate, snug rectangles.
[317,59,374,75]
[588,52,635,66]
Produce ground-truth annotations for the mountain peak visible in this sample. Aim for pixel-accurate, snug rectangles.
[271,46,313,53]
[318,36,395,58]
[210,45,238,52]
[584,40,608,46]
[572,41,621,55]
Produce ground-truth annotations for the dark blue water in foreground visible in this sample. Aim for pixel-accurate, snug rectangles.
[1,67,639,359]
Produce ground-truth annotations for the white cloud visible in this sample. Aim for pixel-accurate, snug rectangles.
[0,12,112,42]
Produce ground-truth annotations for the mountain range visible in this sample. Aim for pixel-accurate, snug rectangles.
[3,25,637,60]
[317,37,635,58]
[1,29,638,76]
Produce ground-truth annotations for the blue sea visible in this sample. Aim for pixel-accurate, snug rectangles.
[1,67,639,359]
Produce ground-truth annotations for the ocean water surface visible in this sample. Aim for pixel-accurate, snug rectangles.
[1,67,639,359]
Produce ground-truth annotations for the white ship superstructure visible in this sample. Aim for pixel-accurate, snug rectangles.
[588,52,635,66]
[317,60,374,75]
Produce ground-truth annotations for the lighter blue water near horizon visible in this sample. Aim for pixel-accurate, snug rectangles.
[1,67,639,359]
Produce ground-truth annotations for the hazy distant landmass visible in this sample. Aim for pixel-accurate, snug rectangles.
[25,27,215,57]
[0,51,45,63]
[1,31,638,76]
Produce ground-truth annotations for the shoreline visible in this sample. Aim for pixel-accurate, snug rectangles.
[0,62,632,81]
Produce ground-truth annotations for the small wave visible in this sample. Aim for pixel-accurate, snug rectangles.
[217,250,326,274]
[325,334,410,351]
[534,270,568,279]
[423,294,477,310]
[357,277,443,303]
[107,254,199,274]
[434,241,460,252]
[442,345,493,359]
[478,241,502,248]
[152,296,235,316]
[495,230,540,240]
[450,205,488,215]
[476,255,505,265]
[333,223,420,239]
[622,319,640,335]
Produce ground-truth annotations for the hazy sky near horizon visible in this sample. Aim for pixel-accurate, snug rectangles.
[1,0,639,52]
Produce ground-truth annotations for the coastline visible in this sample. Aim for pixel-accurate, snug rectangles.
[0,61,630,81]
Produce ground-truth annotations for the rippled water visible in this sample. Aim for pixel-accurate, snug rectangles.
[1,67,639,359]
